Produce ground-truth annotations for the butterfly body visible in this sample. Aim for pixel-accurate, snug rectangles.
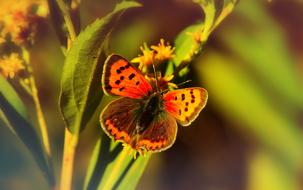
[136,92,163,134]
[100,54,208,153]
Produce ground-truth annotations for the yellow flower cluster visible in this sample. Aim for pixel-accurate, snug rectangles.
[0,0,48,46]
[151,39,175,62]
[0,0,47,79]
[131,39,175,66]
[0,53,25,79]
[132,45,155,66]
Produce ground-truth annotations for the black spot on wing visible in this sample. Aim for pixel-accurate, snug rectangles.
[181,94,185,101]
[128,73,135,80]
[115,80,121,85]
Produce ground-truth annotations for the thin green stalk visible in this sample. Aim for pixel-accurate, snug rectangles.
[21,49,55,189]
[55,0,77,41]
[19,78,32,96]
[0,110,16,136]
[212,1,238,33]
[22,49,52,161]
[54,1,79,188]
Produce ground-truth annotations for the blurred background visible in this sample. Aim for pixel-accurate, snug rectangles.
[0,0,303,189]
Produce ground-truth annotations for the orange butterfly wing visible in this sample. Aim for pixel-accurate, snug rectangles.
[102,54,153,99]
[163,87,208,126]
[100,97,139,144]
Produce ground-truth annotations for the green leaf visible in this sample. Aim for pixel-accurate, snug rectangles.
[174,23,204,68]
[193,0,216,41]
[59,1,141,134]
[83,137,102,190]
[83,133,132,190]
[84,127,151,190]
[166,23,203,77]
[166,0,237,78]
[47,0,81,51]
[47,0,69,50]
[0,76,54,186]
[197,51,303,168]
[116,154,151,190]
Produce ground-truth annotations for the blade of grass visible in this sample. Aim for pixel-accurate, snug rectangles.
[115,154,151,190]
[0,76,55,187]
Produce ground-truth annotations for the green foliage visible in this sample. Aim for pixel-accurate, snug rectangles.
[59,1,141,134]
[46,0,69,50]
[167,0,238,78]
[115,154,151,190]
[0,76,54,186]
[166,23,203,77]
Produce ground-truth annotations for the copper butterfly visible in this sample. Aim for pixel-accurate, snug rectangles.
[100,54,208,153]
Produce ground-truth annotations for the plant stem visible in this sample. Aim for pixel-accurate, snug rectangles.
[30,75,52,157]
[19,78,32,96]
[60,128,79,190]
[22,49,55,188]
[55,0,77,41]
[22,50,52,160]
[55,1,78,188]
[212,1,238,32]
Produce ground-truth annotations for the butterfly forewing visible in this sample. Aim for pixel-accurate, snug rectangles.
[102,54,153,99]
[100,97,139,144]
[136,112,177,152]
[163,87,208,126]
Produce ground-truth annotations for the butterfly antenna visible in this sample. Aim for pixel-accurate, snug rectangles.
[176,80,192,88]
[152,64,160,92]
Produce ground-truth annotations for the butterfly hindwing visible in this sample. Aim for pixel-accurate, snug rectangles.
[100,97,140,144]
[163,87,208,126]
[102,54,153,99]
[136,111,177,152]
